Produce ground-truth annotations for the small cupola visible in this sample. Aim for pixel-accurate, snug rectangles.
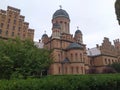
[74,27,83,44]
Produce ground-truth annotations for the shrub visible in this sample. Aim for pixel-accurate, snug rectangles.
[0,74,120,90]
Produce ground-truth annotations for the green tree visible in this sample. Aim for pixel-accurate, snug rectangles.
[115,0,120,25]
[0,53,13,79]
[110,62,120,73]
[0,38,53,79]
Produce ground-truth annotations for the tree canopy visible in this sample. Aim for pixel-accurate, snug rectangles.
[115,0,120,25]
[109,62,120,73]
[0,39,53,79]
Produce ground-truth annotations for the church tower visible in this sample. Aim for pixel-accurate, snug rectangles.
[41,33,49,44]
[52,6,70,39]
[41,6,89,75]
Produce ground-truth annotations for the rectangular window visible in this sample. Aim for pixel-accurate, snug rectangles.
[13,26,15,30]
[0,29,2,34]
[9,14,11,17]
[18,27,21,31]
[23,34,25,37]
[14,20,16,24]
[7,24,9,29]
[8,19,10,23]
[18,33,20,36]
[1,23,4,28]
[19,21,22,26]
[12,32,14,36]
[6,31,8,35]
[14,15,17,19]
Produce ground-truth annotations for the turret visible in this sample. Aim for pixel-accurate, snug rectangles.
[42,33,49,44]
[74,27,83,44]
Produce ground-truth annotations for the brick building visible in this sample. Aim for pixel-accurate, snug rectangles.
[87,37,120,73]
[0,6,34,41]
[41,7,89,75]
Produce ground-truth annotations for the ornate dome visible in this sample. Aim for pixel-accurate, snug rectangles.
[75,30,82,35]
[66,42,83,50]
[52,9,70,19]
[42,34,48,39]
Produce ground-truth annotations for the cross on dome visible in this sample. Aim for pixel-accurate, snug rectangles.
[44,30,46,34]
[77,26,79,30]
[59,5,62,9]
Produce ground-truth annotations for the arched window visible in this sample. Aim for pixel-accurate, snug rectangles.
[65,67,67,74]
[6,31,8,35]
[76,67,79,74]
[75,53,78,61]
[112,59,114,63]
[71,53,73,61]
[81,67,84,74]
[119,58,120,62]
[0,29,2,34]
[108,59,110,64]
[60,21,63,23]
[58,67,61,74]
[65,22,67,32]
[1,23,4,28]
[58,54,60,62]
[105,58,107,64]
[80,53,82,62]
[71,67,73,74]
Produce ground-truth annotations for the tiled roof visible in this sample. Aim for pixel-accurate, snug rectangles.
[66,42,83,50]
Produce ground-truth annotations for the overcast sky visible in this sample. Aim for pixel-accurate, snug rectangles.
[0,0,119,48]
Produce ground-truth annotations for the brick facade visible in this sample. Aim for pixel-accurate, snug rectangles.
[87,37,120,73]
[0,6,34,41]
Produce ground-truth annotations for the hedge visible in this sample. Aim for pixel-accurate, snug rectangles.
[0,74,120,90]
